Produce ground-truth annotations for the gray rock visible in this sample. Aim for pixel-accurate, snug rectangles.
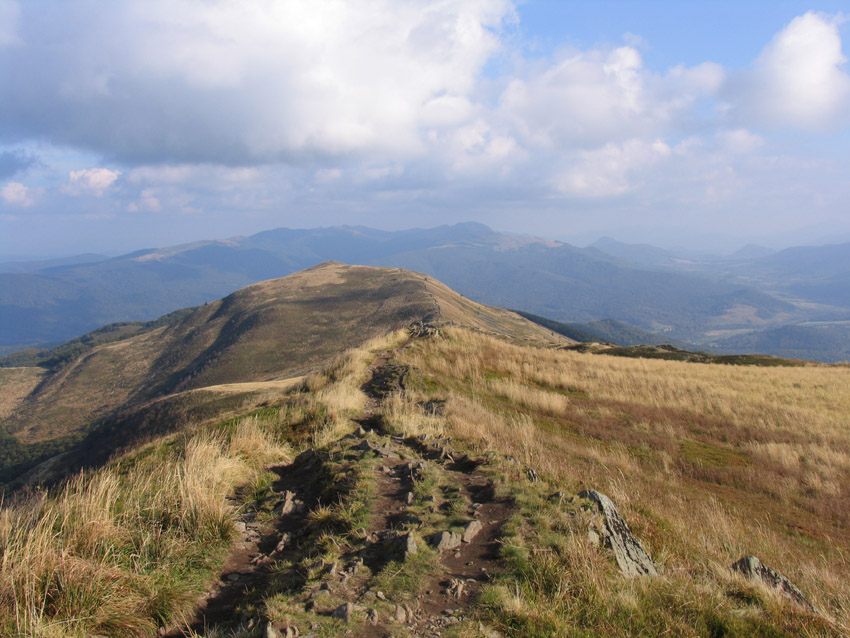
[579,489,657,577]
[367,608,379,625]
[354,439,399,459]
[731,556,815,612]
[398,460,425,481]
[265,623,282,638]
[273,490,298,516]
[275,532,292,553]
[332,602,354,623]
[386,531,418,559]
[394,604,407,623]
[447,578,465,599]
[428,531,462,552]
[462,520,483,543]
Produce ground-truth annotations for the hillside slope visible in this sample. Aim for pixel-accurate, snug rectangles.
[1,322,847,637]
[0,263,567,484]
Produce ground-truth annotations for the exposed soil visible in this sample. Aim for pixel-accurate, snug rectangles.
[168,350,514,637]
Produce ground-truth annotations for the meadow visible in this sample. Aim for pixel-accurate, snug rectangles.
[2,324,848,636]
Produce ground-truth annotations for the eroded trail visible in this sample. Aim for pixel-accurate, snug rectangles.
[170,348,514,637]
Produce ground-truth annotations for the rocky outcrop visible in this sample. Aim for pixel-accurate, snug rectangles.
[579,489,657,577]
[731,556,815,612]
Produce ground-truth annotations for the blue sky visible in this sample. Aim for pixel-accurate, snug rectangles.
[1,1,849,257]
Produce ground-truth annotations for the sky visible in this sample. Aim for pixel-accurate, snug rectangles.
[1,0,849,257]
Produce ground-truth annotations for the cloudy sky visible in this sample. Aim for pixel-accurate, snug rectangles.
[1,0,849,257]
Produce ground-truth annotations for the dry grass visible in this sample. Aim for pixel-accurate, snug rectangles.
[394,326,850,632]
[0,367,45,421]
[0,417,290,638]
[298,329,408,447]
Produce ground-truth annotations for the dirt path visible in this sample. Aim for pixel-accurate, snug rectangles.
[168,344,514,637]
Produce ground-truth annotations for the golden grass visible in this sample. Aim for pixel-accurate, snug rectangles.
[394,326,850,630]
[0,367,45,421]
[0,417,290,638]
[299,329,408,447]
[189,377,305,396]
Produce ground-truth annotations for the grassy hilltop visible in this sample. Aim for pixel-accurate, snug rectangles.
[1,265,848,637]
[0,262,564,486]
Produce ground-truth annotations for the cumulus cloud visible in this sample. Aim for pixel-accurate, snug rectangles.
[1,181,34,207]
[64,168,121,196]
[0,0,512,165]
[497,47,723,150]
[727,12,850,129]
[2,3,850,254]
[552,139,672,197]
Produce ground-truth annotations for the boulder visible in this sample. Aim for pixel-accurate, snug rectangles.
[731,556,815,612]
[462,520,483,543]
[428,531,462,552]
[579,489,657,577]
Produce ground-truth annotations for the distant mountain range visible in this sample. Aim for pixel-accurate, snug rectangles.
[2,223,849,362]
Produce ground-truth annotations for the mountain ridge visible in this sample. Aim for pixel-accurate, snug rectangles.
[0,262,568,485]
[2,223,846,362]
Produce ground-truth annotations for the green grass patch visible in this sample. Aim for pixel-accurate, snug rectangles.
[681,440,750,469]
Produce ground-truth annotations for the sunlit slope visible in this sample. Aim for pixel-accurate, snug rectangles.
[1,262,568,483]
[386,326,850,632]
[3,321,849,636]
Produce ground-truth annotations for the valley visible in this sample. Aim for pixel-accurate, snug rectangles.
[4,223,848,363]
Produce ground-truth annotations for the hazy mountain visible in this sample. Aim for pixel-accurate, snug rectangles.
[729,244,776,260]
[512,311,684,347]
[0,253,109,273]
[709,323,850,363]
[589,236,679,268]
[4,222,846,360]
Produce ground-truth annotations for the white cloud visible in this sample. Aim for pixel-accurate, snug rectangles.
[0,0,21,47]
[0,0,512,164]
[717,129,764,154]
[553,139,671,198]
[1,181,34,207]
[728,12,850,129]
[2,4,850,250]
[497,46,723,151]
[64,168,121,196]
[127,188,162,213]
